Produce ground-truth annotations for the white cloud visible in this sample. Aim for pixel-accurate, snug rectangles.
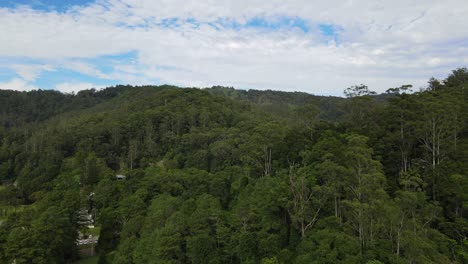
[63,61,109,79]
[0,0,467,95]
[0,78,39,91]
[10,64,54,81]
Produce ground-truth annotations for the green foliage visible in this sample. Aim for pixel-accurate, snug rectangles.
[0,71,467,263]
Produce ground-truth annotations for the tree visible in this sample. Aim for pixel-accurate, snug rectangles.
[344,84,377,98]
[343,85,377,131]
[385,86,416,174]
[287,165,329,238]
[295,217,361,264]
[444,67,468,88]
[341,135,387,256]
[294,104,320,140]
[411,91,457,200]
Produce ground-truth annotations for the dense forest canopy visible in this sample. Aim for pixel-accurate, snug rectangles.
[0,68,467,263]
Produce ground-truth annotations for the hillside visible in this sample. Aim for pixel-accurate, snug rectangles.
[0,69,467,263]
[205,86,346,121]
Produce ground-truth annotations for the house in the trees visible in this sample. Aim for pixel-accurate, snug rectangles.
[116,174,126,180]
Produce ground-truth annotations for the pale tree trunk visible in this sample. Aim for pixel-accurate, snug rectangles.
[264,147,272,176]
[288,165,324,239]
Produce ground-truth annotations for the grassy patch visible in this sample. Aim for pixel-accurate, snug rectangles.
[74,255,98,264]
[77,243,96,250]
[87,226,101,236]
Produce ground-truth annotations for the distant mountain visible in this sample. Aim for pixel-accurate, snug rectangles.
[205,86,346,121]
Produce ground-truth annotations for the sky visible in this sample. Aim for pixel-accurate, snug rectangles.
[0,0,467,96]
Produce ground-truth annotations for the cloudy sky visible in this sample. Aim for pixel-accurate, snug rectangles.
[0,0,467,95]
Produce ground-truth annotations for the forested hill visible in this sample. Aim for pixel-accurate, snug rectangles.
[205,86,345,121]
[0,85,134,128]
[0,69,467,263]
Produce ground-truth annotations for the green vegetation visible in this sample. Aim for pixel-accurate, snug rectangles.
[0,69,467,263]
[74,255,98,264]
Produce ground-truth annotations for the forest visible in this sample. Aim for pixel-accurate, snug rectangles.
[0,68,467,264]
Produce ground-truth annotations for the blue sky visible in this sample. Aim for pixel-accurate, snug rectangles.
[1,0,95,12]
[0,0,466,95]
